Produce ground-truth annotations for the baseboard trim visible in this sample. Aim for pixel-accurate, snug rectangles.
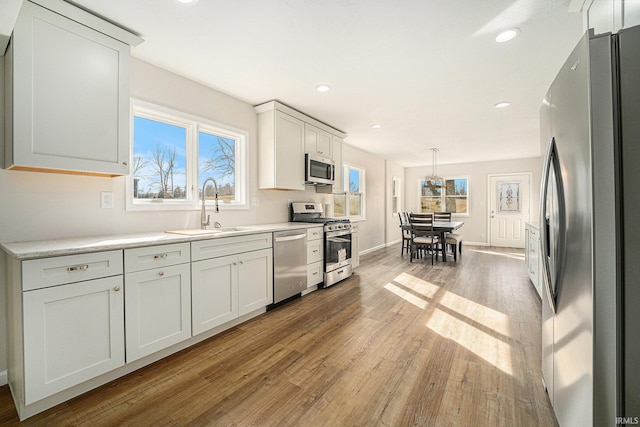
[464,241,489,247]
[360,243,386,256]
[385,239,401,247]
[0,370,7,387]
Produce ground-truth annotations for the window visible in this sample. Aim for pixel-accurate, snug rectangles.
[127,100,247,211]
[334,164,365,219]
[392,177,401,216]
[419,177,469,215]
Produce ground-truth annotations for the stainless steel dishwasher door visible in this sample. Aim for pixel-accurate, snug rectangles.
[273,230,308,304]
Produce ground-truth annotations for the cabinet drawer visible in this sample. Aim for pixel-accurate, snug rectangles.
[22,250,123,291]
[307,240,323,264]
[529,226,539,240]
[124,243,190,273]
[307,261,323,287]
[307,227,323,241]
[191,233,272,261]
[529,236,539,258]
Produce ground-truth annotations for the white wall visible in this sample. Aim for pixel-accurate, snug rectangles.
[385,160,405,247]
[405,157,542,245]
[341,144,387,254]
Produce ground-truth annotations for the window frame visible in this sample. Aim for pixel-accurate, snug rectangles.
[334,163,366,220]
[127,99,248,211]
[417,176,469,217]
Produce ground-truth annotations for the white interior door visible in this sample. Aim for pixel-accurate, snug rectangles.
[489,173,531,248]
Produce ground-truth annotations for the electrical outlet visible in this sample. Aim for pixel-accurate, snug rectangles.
[252,197,260,207]
[101,191,114,208]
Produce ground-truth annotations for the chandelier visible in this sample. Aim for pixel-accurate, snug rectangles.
[423,148,443,195]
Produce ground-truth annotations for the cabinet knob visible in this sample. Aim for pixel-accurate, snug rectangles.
[114,286,121,292]
[122,161,128,166]
[240,261,245,265]
[159,271,165,276]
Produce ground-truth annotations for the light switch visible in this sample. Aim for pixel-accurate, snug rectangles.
[101,191,114,208]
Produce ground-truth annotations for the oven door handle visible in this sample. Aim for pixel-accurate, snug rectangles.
[326,229,352,237]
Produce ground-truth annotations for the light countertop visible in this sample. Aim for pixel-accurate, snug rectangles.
[1,222,323,260]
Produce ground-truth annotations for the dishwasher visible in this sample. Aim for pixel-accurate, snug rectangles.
[273,229,308,304]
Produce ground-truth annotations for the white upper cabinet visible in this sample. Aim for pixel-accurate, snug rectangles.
[255,100,346,191]
[4,0,142,176]
[304,123,332,157]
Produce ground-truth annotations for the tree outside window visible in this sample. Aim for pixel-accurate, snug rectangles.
[128,99,247,211]
[420,177,469,215]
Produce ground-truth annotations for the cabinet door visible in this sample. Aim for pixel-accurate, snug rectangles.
[274,111,305,190]
[23,276,125,404]
[125,264,191,362]
[351,230,360,269]
[238,249,273,315]
[10,1,130,175]
[191,255,238,335]
[305,123,332,157]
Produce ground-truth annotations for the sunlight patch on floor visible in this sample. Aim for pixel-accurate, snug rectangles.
[468,249,525,261]
[426,309,514,376]
[439,292,510,336]
[383,271,513,376]
[393,272,440,299]
[384,283,429,309]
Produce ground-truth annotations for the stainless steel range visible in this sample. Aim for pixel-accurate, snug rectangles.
[290,202,353,287]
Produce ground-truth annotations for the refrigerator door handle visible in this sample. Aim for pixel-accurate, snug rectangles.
[540,137,565,313]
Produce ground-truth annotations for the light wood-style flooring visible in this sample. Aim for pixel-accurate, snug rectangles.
[0,244,557,426]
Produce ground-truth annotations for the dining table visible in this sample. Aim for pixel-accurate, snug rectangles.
[401,220,464,262]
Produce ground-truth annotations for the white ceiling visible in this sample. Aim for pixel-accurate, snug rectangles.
[13,0,585,167]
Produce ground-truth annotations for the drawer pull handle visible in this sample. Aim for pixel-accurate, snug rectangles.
[67,265,89,272]
[154,254,168,259]
[114,286,121,292]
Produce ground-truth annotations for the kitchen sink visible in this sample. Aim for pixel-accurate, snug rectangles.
[164,227,244,236]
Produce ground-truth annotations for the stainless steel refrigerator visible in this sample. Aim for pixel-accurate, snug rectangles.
[539,26,640,427]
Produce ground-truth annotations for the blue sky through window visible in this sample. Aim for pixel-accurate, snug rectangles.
[133,116,187,199]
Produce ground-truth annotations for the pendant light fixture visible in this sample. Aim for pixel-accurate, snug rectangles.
[423,148,443,196]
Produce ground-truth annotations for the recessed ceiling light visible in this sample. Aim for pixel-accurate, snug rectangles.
[316,84,331,93]
[176,0,196,4]
[495,28,520,43]
[494,102,512,108]
[371,124,383,129]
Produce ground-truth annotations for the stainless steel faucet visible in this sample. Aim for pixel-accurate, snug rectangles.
[201,177,219,229]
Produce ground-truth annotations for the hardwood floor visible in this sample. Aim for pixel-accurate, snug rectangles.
[0,244,558,426]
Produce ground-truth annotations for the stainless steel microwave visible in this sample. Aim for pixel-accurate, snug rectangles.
[305,153,335,186]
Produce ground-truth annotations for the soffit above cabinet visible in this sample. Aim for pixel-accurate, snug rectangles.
[255,100,347,139]
[0,0,23,53]
[30,0,143,46]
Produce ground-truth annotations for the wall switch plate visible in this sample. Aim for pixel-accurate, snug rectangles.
[101,191,114,208]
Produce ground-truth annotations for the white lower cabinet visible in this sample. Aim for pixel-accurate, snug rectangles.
[192,254,239,335]
[124,263,191,362]
[21,267,125,405]
[238,248,273,315]
[191,234,273,335]
[306,227,324,288]
[351,223,360,269]
[5,231,277,420]
[124,243,191,362]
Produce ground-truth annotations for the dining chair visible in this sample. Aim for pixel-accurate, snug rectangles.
[398,212,412,256]
[433,211,463,261]
[408,213,439,264]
